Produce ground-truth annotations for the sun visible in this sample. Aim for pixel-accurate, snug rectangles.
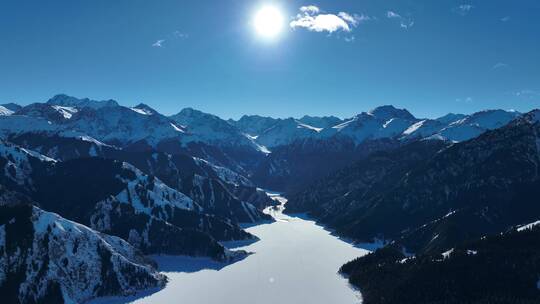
[253,5,284,39]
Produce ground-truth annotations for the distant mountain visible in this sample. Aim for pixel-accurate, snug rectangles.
[0,103,21,115]
[252,106,521,193]
[287,109,540,255]
[402,109,520,142]
[0,99,186,147]
[340,224,540,304]
[1,103,22,112]
[319,105,419,143]
[46,93,119,109]
[15,102,74,122]
[255,118,322,148]
[435,112,467,124]
[297,115,343,129]
[130,103,161,116]
[229,115,280,136]
[230,115,340,148]
[0,194,166,304]
[252,137,400,193]
[0,96,270,175]
[170,107,266,152]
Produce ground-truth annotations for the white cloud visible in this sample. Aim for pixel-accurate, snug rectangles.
[290,6,365,34]
[500,16,511,22]
[387,11,401,19]
[454,4,474,16]
[152,39,165,47]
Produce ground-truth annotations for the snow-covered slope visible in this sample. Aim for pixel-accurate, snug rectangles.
[435,113,467,124]
[65,105,186,146]
[0,106,14,116]
[0,103,22,114]
[170,107,259,149]
[0,201,166,304]
[436,109,520,142]
[229,115,280,136]
[256,118,321,148]
[0,142,254,259]
[320,106,418,143]
[0,139,55,188]
[194,157,253,187]
[15,103,75,123]
[130,103,160,116]
[402,109,520,142]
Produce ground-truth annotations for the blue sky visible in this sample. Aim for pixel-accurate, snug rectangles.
[0,0,539,119]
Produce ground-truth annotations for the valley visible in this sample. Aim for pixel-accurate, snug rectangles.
[0,95,539,304]
[91,194,369,304]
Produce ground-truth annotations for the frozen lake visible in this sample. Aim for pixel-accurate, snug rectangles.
[93,194,369,304]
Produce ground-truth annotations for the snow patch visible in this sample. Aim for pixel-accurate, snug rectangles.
[52,105,78,119]
[517,220,540,232]
[0,106,14,116]
[403,120,426,135]
[442,248,454,259]
[130,107,152,115]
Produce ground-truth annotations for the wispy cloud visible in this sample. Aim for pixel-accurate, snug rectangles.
[500,16,511,22]
[152,39,165,48]
[492,62,509,70]
[514,90,540,100]
[338,12,360,27]
[454,4,474,16]
[290,5,368,34]
[173,31,189,39]
[386,11,414,30]
[456,97,473,103]
[152,30,188,48]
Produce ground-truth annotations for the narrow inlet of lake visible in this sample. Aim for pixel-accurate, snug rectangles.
[94,193,370,304]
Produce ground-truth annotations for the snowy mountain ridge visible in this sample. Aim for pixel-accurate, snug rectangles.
[0,95,526,156]
[0,201,166,304]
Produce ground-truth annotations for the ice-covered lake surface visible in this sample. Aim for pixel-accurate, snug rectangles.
[93,193,370,304]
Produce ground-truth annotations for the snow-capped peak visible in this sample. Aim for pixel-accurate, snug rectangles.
[131,103,158,116]
[368,105,416,121]
[0,105,14,116]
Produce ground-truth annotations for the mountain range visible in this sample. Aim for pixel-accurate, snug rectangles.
[0,94,537,304]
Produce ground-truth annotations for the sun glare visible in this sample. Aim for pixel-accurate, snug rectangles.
[253,5,284,39]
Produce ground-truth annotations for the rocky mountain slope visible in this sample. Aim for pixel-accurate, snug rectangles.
[6,133,272,223]
[287,110,540,255]
[340,223,540,304]
[0,141,253,260]
[0,191,166,304]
